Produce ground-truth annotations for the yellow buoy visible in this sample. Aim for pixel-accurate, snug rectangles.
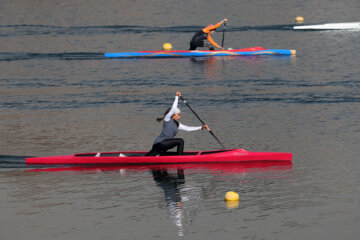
[295,16,304,23]
[162,43,172,51]
[225,191,239,201]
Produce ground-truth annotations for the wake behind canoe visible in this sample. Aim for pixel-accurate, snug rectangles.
[104,46,296,58]
[294,22,360,30]
[26,149,292,165]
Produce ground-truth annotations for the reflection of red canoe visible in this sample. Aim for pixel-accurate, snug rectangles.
[28,161,292,174]
[26,149,292,165]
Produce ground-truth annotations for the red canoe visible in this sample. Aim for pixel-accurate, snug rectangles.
[27,162,293,174]
[26,149,292,165]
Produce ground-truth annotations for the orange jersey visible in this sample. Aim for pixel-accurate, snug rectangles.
[202,21,223,48]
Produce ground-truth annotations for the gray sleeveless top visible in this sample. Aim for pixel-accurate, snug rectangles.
[154,119,179,144]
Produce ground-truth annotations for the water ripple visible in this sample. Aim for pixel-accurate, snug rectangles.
[0,24,300,37]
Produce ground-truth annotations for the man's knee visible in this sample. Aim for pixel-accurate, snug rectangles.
[175,138,184,144]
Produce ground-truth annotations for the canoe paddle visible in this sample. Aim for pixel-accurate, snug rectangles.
[221,21,227,49]
[180,96,226,149]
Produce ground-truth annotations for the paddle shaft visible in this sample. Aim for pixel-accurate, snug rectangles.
[221,22,227,48]
[180,96,226,149]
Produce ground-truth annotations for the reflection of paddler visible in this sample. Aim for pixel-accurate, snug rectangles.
[189,19,227,50]
[152,168,185,202]
[152,168,185,192]
[152,168,185,236]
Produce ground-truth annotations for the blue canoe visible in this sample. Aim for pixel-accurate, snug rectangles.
[104,46,296,58]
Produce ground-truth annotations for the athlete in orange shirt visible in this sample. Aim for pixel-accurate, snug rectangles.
[189,19,227,50]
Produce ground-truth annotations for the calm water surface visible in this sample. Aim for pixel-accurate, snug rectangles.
[1,0,359,239]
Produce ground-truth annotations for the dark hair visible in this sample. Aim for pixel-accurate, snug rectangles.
[156,107,171,122]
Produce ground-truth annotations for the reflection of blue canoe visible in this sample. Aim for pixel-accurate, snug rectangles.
[104,46,296,58]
